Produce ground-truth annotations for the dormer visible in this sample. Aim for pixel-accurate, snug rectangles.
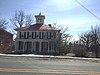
[35,12,45,24]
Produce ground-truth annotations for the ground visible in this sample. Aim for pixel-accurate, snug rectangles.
[0,54,100,75]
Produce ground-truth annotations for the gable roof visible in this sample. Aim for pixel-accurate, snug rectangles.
[0,28,13,36]
[15,24,60,31]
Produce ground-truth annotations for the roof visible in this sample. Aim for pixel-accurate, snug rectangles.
[0,28,13,36]
[15,24,60,31]
[35,12,45,18]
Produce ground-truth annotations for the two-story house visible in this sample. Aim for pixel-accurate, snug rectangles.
[15,13,61,54]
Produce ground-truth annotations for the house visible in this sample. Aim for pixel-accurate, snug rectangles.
[15,13,61,54]
[0,28,13,53]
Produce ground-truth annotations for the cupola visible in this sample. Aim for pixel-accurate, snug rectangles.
[35,12,45,24]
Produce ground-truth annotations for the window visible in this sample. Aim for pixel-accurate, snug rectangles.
[29,32,32,38]
[48,32,51,39]
[39,18,42,22]
[38,18,42,22]
[35,32,36,39]
[19,32,21,38]
[51,33,54,39]
[19,32,24,39]
[42,32,46,39]
[39,32,41,39]
[45,32,48,39]
[18,41,23,50]
[27,32,29,39]
[24,32,26,39]
[47,32,48,39]
[36,32,39,39]
[26,42,32,50]
[53,32,56,39]
[42,32,44,39]
[32,32,34,39]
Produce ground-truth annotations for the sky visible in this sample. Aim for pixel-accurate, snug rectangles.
[0,0,100,40]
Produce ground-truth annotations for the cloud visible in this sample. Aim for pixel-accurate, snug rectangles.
[55,18,99,35]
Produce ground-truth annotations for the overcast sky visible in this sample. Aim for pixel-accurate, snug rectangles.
[0,0,100,37]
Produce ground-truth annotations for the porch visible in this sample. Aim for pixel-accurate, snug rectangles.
[15,41,57,54]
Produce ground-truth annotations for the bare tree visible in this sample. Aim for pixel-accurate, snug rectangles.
[90,26,100,57]
[0,18,8,29]
[79,25,100,58]
[10,10,34,36]
[25,14,34,26]
[10,10,25,28]
[53,23,71,55]
[10,10,34,28]
[80,32,91,52]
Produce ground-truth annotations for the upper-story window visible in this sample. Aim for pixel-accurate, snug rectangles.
[53,32,56,39]
[19,32,24,39]
[18,31,57,39]
[26,32,32,39]
[45,32,48,39]
[41,32,52,39]
[39,32,41,39]
[24,32,26,39]
[42,32,45,39]
[19,32,21,38]
[27,32,29,38]
[36,32,39,39]
[47,32,56,39]
[39,18,42,22]
[32,32,34,39]
[35,32,37,39]
[48,32,51,39]
[38,18,42,23]
[29,32,32,38]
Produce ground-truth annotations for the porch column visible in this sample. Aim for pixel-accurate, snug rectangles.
[24,42,26,51]
[48,42,49,53]
[26,32,28,38]
[17,41,19,51]
[34,42,36,52]
[15,41,18,51]
[31,42,33,52]
[23,41,25,52]
[39,42,41,53]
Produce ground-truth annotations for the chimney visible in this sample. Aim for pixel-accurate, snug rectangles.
[48,24,51,27]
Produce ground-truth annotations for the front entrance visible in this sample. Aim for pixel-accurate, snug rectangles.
[35,42,39,53]
[24,42,32,53]
[41,42,48,52]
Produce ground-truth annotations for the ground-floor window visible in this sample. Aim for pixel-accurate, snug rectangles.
[35,42,39,52]
[41,42,48,52]
[18,41,23,50]
[49,42,55,51]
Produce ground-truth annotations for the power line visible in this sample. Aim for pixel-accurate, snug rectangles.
[75,0,100,21]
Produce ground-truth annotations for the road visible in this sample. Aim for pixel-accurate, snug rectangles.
[0,56,100,75]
